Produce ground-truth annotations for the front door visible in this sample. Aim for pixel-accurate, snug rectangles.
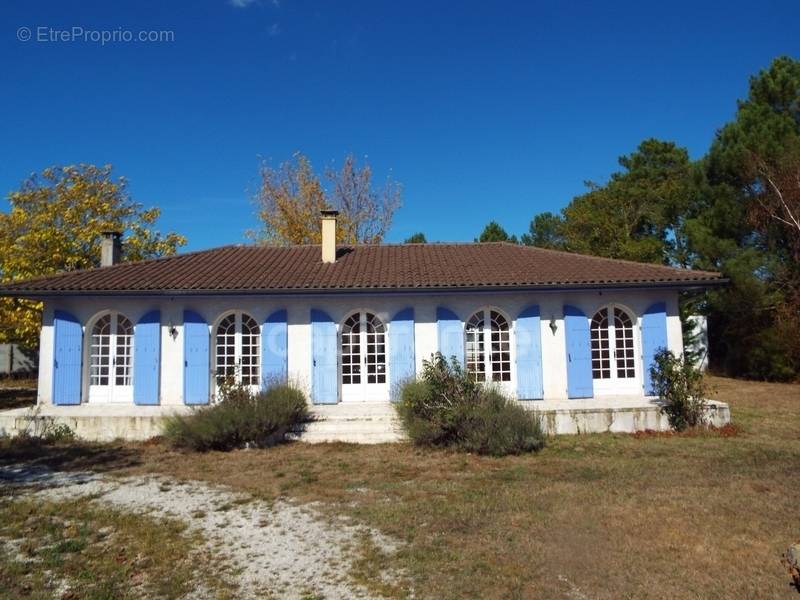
[341,312,389,401]
[590,305,640,395]
[88,312,134,403]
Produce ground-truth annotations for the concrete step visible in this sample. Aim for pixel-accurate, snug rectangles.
[310,402,397,419]
[302,419,402,433]
[297,402,405,443]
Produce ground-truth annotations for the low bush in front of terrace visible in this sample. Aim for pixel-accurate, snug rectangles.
[649,348,709,431]
[395,353,546,456]
[163,380,310,451]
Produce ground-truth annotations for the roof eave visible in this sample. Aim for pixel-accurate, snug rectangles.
[0,278,729,299]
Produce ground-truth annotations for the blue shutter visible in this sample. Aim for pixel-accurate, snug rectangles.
[133,310,161,405]
[564,305,593,399]
[641,302,668,395]
[389,307,415,401]
[436,307,464,365]
[515,305,544,400]
[262,309,288,387]
[311,309,337,404]
[52,310,82,405]
[183,310,209,405]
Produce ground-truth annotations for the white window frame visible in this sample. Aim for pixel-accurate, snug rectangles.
[590,303,640,396]
[464,307,513,390]
[86,311,134,404]
[213,311,261,393]
[339,310,389,402]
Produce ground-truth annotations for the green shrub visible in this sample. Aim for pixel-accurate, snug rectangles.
[163,382,310,452]
[650,349,708,431]
[13,407,77,445]
[395,353,545,456]
[42,422,76,443]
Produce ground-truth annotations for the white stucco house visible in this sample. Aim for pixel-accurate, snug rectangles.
[0,212,730,441]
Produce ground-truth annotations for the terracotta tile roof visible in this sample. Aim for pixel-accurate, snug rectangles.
[0,242,725,296]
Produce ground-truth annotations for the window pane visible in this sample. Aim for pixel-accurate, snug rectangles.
[90,315,111,386]
[489,311,511,382]
[590,309,610,380]
[341,313,364,386]
[215,314,237,384]
[613,307,635,379]
[114,314,133,386]
[365,314,387,384]
[240,313,260,385]
[465,312,485,382]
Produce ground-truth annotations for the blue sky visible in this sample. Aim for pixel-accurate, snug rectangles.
[1,1,798,250]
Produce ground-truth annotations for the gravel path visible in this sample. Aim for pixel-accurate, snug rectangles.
[1,464,400,599]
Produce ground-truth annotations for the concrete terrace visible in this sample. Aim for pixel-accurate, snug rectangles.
[0,398,731,444]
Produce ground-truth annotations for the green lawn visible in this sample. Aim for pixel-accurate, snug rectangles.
[1,375,798,598]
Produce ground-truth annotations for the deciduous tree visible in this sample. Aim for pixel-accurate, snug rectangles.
[251,154,327,245]
[253,153,401,245]
[0,164,186,349]
[750,150,800,256]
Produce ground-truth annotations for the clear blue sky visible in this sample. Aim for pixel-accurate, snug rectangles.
[2,1,798,250]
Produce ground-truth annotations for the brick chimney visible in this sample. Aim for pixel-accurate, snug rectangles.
[321,210,338,263]
[100,231,122,267]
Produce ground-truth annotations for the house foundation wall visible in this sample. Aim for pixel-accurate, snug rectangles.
[0,398,731,443]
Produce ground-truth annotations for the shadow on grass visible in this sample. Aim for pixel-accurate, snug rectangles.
[0,386,36,410]
[0,439,143,474]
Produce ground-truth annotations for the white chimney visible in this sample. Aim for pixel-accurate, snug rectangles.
[321,210,338,263]
[100,231,122,267]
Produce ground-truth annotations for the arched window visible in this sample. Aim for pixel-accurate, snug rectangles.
[341,311,387,401]
[591,305,636,381]
[88,311,133,402]
[215,312,260,386]
[465,309,511,382]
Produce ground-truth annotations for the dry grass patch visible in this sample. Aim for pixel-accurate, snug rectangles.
[0,491,231,599]
[120,376,798,599]
[2,376,797,598]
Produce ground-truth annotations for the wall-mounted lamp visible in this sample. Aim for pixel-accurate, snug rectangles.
[168,321,178,340]
[549,316,558,335]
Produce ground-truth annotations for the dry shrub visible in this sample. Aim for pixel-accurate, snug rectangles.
[163,382,310,452]
[395,353,545,457]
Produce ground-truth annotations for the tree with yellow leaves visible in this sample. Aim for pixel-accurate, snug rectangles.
[0,164,187,349]
[252,153,401,245]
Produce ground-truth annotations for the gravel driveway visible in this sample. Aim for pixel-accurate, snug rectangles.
[1,464,402,599]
